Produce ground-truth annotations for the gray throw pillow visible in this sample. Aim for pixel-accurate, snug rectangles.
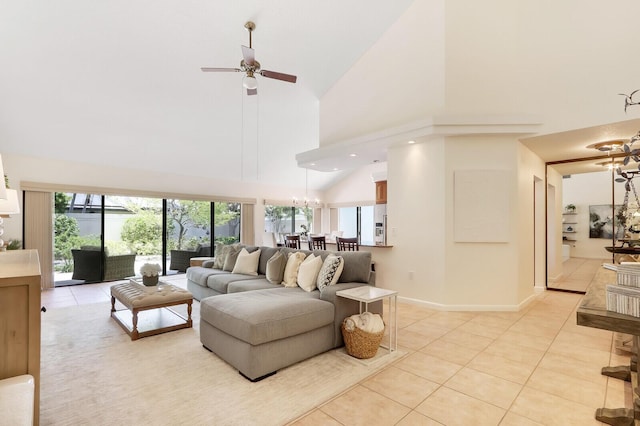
[223,245,242,272]
[265,250,286,284]
[212,242,225,269]
[317,254,344,291]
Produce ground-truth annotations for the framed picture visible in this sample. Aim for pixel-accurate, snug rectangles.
[589,204,624,239]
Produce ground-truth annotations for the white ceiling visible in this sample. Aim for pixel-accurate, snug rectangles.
[0,0,413,191]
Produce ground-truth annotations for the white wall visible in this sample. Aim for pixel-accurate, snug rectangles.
[546,167,564,281]
[321,1,640,147]
[387,139,447,305]
[517,144,547,298]
[560,169,626,259]
[443,135,523,308]
[326,134,542,310]
[316,0,640,309]
[443,0,640,134]
[319,0,446,144]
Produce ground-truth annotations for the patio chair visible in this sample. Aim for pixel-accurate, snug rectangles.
[72,246,137,282]
[170,243,211,272]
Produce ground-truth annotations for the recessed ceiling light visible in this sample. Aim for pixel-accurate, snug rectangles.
[333,167,339,171]
[408,140,416,144]
[310,163,316,166]
[349,153,357,157]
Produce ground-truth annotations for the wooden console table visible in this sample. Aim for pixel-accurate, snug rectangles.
[577,278,640,426]
[0,249,42,425]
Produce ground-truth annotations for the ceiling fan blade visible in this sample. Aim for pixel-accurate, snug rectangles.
[241,45,255,66]
[260,70,297,83]
[201,67,242,72]
[247,88,257,96]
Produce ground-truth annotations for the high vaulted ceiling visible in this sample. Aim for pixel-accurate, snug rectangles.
[0,0,413,190]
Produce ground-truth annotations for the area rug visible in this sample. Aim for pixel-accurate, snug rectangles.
[40,302,404,425]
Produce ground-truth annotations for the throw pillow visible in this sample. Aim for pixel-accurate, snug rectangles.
[317,254,345,291]
[232,248,261,276]
[297,254,323,292]
[282,252,306,287]
[265,250,287,284]
[223,245,242,272]
[212,242,226,269]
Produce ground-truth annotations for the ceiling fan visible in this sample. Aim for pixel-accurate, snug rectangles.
[201,21,297,96]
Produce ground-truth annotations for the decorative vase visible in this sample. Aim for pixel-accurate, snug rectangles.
[142,275,159,286]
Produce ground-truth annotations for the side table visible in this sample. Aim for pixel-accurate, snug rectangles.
[190,256,215,267]
[336,286,398,354]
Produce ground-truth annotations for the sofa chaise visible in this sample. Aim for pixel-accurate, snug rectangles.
[186,245,381,381]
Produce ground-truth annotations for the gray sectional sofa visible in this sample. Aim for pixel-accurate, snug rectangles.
[186,245,380,381]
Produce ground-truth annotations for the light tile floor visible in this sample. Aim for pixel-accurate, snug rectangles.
[42,271,631,426]
[550,257,609,292]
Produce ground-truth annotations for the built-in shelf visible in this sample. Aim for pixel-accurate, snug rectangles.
[563,231,576,233]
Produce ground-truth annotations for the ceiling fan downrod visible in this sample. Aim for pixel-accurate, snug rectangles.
[244,21,255,49]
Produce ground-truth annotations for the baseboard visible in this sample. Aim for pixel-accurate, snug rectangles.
[397,293,540,312]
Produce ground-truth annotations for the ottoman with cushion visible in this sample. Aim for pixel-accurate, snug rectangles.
[110,280,193,340]
[199,287,335,381]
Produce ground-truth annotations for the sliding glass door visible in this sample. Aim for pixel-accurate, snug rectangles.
[54,193,245,285]
[53,193,103,286]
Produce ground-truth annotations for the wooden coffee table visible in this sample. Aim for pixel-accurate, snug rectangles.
[110,279,193,340]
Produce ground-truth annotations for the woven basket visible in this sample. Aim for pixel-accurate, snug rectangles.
[341,319,385,359]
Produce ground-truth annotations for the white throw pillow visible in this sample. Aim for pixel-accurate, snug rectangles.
[297,254,323,292]
[232,248,261,276]
[282,252,306,287]
[316,254,344,291]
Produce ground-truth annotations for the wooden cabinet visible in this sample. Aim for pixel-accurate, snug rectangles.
[375,180,387,204]
[0,250,41,425]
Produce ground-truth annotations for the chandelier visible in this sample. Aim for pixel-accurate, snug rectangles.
[292,169,320,208]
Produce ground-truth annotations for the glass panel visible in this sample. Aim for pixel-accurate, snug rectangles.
[264,205,294,244]
[53,193,103,286]
[104,196,156,279]
[360,205,374,245]
[295,206,313,238]
[166,199,212,272]
[338,207,358,238]
[214,202,240,244]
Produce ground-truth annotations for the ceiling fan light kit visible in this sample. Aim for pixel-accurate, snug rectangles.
[201,21,297,96]
[586,140,626,152]
[243,75,258,90]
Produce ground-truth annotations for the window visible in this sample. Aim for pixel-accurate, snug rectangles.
[336,205,374,245]
[264,205,314,242]
[166,199,211,250]
[213,202,240,244]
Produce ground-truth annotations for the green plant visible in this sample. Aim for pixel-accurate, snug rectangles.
[54,214,80,272]
[121,211,162,255]
[214,236,238,245]
[54,193,71,214]
[565,204,576,212]
[6,239,21,250]
[167,200,210,250]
